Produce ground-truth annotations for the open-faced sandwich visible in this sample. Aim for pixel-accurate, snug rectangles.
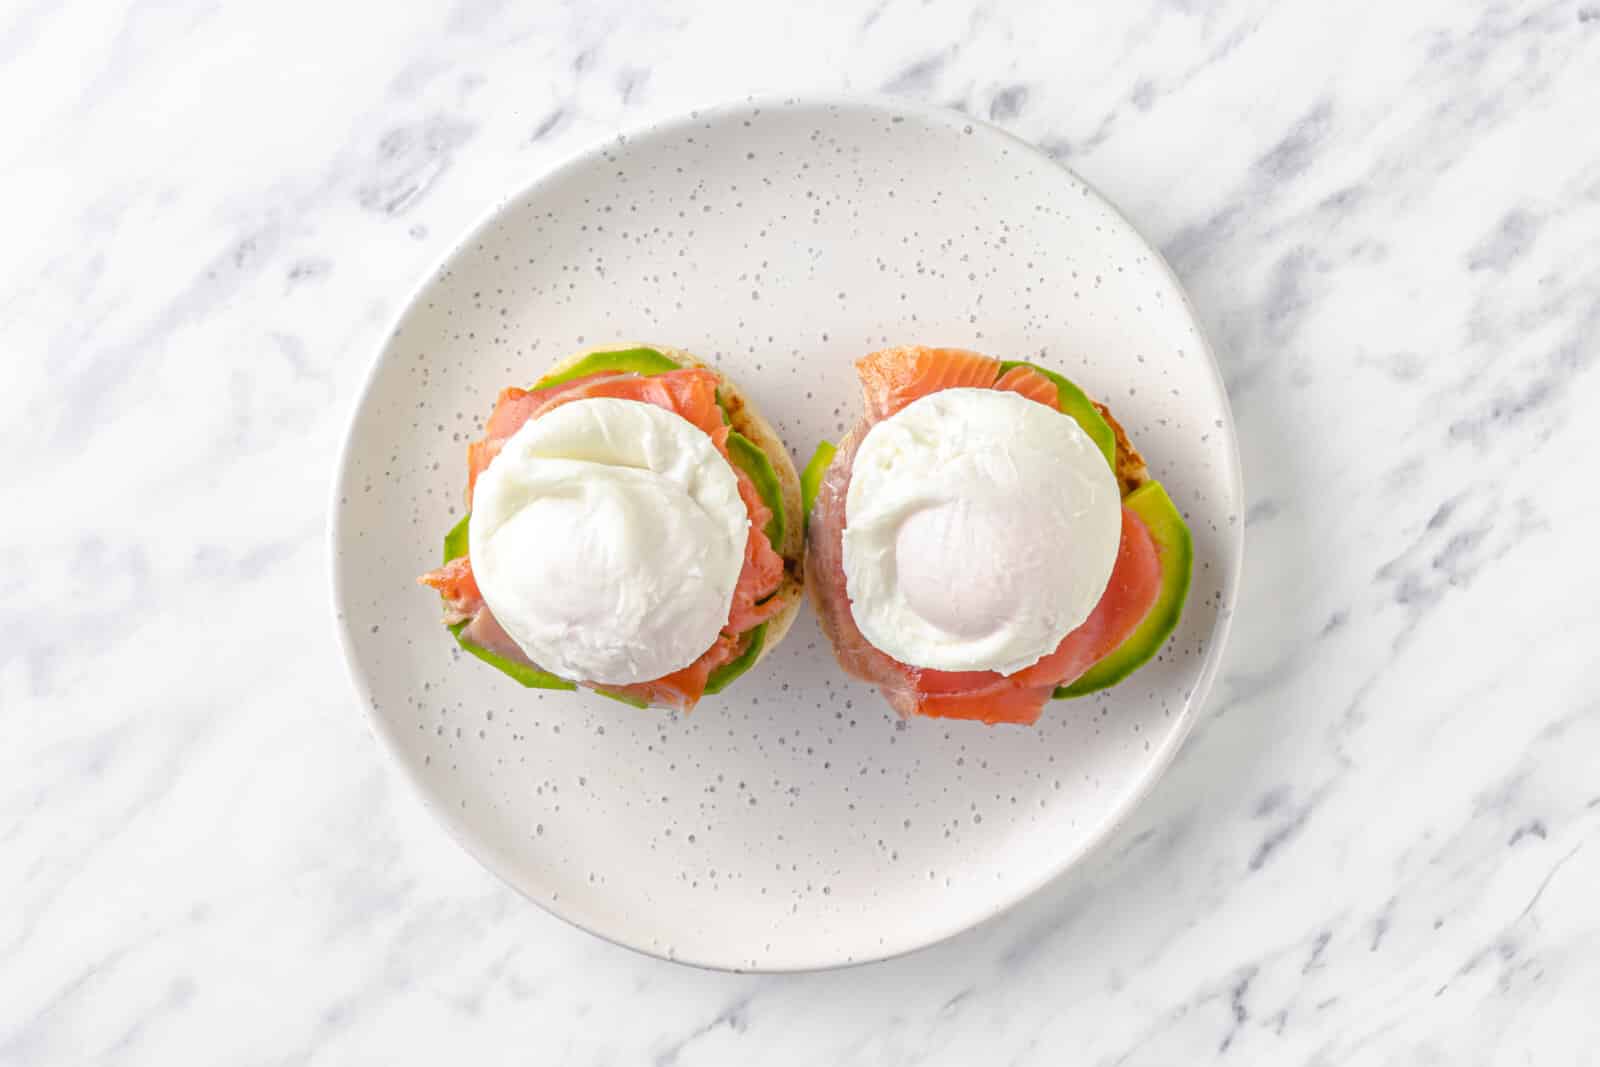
[803,345,1192,725]
[418,345,804,711]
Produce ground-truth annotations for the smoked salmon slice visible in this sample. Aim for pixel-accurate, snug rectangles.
[725,474,788,633]
[992,363,1060,408]
[854,345,1061,421]
[903,510,1160,724]
[856,346,1005,420]
[417,556,481,624]
[466,368,727,503]
[606,633,744,713]
[419,366,783,711]
[808,345,1163,725]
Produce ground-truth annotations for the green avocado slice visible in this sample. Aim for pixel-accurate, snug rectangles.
[442,513,470,564]
[1055,481,1193,698]
[532,346,681,389]
[800,440,836,524]
[998,360,1116,472]
[704,624,767,695]
[725,432,786,552]
[447,621,578,691]
[439,514,577,691]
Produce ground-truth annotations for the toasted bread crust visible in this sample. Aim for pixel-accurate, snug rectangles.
[1092,401,1150,497]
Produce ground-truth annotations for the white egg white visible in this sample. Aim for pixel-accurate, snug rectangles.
[842,387,1121,675]
[468,396,748,685]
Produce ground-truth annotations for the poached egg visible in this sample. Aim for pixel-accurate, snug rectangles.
[842,387,1121,675]
[468,396,748,685]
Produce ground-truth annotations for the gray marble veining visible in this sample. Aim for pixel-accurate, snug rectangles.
[4,0,1599,1063]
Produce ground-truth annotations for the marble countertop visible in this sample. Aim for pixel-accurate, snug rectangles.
[8,1,1600,1063]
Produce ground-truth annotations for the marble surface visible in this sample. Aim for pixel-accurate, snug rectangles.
[6,0,1600,1063]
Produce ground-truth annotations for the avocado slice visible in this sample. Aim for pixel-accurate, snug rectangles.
[532,346,681,389]
[800,440,836,524]
[442,513,471,563]
[446,620,578,690]
[1055,481,1193,698]
[704,623,767,695]
[725,432,786,552]
[439,514,577,691]
[998,361,1116,472]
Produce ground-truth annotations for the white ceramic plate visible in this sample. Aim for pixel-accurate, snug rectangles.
[331,95,1242,971]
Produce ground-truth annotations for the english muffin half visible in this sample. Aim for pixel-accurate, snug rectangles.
[419,343,804,711]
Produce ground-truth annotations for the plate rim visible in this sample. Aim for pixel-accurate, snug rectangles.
[328,91,1245,973]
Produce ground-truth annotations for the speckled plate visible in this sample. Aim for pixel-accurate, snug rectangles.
[331,95,1242,971]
